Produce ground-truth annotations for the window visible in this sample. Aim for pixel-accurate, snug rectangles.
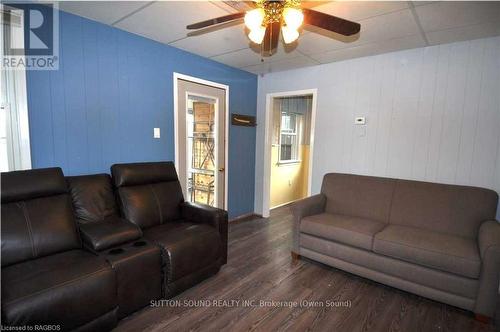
[1,7,31,171]
[279,111,301,162]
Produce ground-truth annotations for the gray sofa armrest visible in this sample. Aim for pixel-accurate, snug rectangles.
[474,220,500,317]
[290,194,326,253]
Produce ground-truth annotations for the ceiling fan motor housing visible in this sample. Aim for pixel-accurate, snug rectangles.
[259,0,301,25]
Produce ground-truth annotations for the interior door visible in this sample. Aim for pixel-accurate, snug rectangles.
[176,78,226,209]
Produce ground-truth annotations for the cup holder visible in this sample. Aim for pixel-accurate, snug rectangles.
[108,248,124,255]
[133,241,147,247]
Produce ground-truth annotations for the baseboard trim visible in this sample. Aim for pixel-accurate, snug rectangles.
[270,197,304,210]
[229,212,262,223]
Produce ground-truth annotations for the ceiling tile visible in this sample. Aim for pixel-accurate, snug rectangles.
[242,55,319,75]
[312,1,409,21]
[56,1,500,73]
[415,1,500,32]
[298,9,420,55]
[169,24,250,58]
[211,48,269,68]
[426,21,500,45]
[310,34,426,64]
[59,1,149,25]
[114,1,230,44]
[211,42,306,68]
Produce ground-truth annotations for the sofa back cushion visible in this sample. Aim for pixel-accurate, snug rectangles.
[111,162,184,229]
[321,173,395,223]
[67,174,118,223]
[1,168,81,266]
[389,180,498,238]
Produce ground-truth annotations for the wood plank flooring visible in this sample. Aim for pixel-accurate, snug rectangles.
[116,207,497,332]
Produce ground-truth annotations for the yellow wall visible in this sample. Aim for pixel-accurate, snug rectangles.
[270,145,309,208]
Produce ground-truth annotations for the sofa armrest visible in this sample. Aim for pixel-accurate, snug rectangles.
[181,202,228,264]
[290,194,326,253]
[474,220,500,317]
[478,220,500,258]
[79,216,143,252]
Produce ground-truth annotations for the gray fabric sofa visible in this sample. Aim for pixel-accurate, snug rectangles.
[291,173,500,321]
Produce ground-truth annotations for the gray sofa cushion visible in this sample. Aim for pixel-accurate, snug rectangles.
[389,180,498,239]
[373,225,481,278]
[321,173,396,223]
[299,234,478,299]
[300,213,386,250]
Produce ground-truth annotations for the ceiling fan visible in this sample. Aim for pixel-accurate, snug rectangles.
[186,0,361,56]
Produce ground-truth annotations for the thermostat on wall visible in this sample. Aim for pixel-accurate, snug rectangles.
[355,117,366,125]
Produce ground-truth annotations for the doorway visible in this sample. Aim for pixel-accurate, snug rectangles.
[174,73,228,209]
[261,89,317,217]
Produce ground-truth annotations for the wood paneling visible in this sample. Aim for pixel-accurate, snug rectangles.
[256,36,500,218]
[25,10,258,218]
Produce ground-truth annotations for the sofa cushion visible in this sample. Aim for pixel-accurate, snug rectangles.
[116,183,183,229]
[143,222,221,281]
[389,179,498,239]
[111,162,184,229]
[1,168,67,203]
[373,225,481,278]
[1,168,81,267]
[111,162,178,187]
[321,173,396,223]
[67,174,118,223]
[1,250,116,330]
[299,234,478,299]
[300,213,386,250]
[1,195,81,267]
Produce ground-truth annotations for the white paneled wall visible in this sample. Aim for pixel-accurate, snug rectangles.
[255,36,500,218]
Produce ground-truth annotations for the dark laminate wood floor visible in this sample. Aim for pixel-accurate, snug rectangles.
[116,207,498,332]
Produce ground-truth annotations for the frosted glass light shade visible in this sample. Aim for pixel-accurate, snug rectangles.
[283,8,303,30]
[248,26,266,44]
[282,26,299,44]
[244,8,265,30]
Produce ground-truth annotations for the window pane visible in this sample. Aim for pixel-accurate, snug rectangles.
[186,96,216,207]
[280,112,296,133]
[279,110,301,162]
[280,134,298,161]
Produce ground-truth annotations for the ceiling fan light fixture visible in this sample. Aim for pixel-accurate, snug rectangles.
[244,8,265,30]
[283,7,303,30]
[281,26,299,44]
[248,25,266,44]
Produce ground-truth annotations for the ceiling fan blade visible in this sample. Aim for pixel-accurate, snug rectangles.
[187,12,245,30]
[263,22,280,54]
[187,19,244,37]
[303,9,360,36]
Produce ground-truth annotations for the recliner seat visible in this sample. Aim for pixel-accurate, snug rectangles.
[1,168,117,331]
[67,173,162,318]
[111,161,228,298]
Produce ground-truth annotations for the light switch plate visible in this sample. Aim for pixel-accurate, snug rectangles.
[153,127,160,138]
[355,117,366,125]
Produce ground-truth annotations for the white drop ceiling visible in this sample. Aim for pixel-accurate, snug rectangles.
[59,1,500,75]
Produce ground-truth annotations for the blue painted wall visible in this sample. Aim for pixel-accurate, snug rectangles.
[26,10,257,218]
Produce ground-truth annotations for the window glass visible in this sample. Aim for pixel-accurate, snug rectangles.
[279,111,301,162]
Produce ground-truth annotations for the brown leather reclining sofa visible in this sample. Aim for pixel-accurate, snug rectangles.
[1,161,228,331]
[292,173,500,322]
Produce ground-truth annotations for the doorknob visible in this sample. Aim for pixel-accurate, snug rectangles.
[219,168,225,172]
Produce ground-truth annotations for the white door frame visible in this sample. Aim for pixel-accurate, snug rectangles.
[261,89,318,218]
[173,72,229,209]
